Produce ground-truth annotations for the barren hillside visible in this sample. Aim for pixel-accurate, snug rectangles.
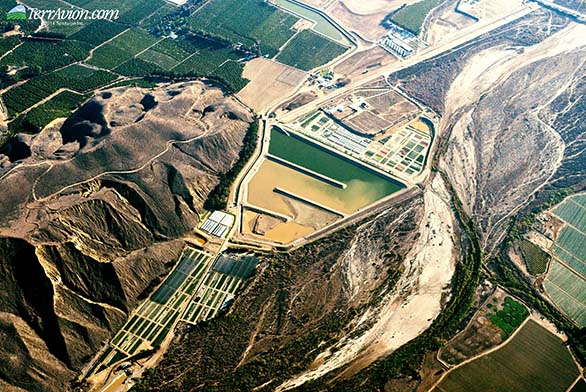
[0,82,252,391]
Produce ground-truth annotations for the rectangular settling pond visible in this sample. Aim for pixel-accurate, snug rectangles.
[265,127,404,212]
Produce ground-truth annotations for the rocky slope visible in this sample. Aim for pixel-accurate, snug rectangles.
[0,81,252,391]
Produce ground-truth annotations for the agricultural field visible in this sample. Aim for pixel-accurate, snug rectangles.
[106,248,214,361]
[0,36,20,54]
[488,296,529,336]
[436,320,580,392]
[87,28,160,70]
[69,20,128,45]
[390,0,444,35]
[277,30,348,71]
[188,0,299,57]
[9,91,87,133]
[237,58,306,113]
[0,40,93,73]
[2,65,116,116]
[440,291,528,365]
[182,254,257,324]
[543,194,586,326]
[519,239,550,275]
[167,36,250,92]
[137,39,191,70]
[571,379,586,392]
[543,261,586,326]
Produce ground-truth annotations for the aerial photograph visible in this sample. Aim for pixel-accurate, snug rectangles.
[0,0,584,391]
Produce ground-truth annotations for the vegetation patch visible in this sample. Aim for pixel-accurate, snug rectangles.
[544,260,586,326]
[69,20,128,46]
[87,28,160,70]
[389,0,444,35]
[487,296,529,337]
[187,0,299,57]
[2,65,116,115]
[8,91,87,134]
[519,239,550,275]
[440,292,528,365]
[0,40,92,73]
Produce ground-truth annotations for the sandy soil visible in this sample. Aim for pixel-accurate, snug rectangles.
[237,58,306,113]
[458,0,526,20]
[333,46,396,79]
[425,0,477,45]
[340,0,419,14]
[328,2,388,41]
[297,0,330,8]
[263,221,315,243]
[276,174,457,390]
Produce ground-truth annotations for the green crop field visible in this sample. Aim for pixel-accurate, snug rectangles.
[436,320,580,392]
[87,28,160,70]
[542,194,586,326]
[114,58,162,77]
[2,64,116,116]
[0,40,92,73]
[544,260,586,326]
[137,39,191,69]
[553,245,586,277]
[69,20,128,46]
[167,36,250,92]
[276,30,347,71]
[556,226,586,264]
[9,91,87,134]
[390,0,443,35]
[0,36,20,54]
[571,379,586,392]
[554,196,586,231]
[519,240,550,275]
[188,0,299,57]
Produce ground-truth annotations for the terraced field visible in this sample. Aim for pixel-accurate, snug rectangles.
[436,320,580,392]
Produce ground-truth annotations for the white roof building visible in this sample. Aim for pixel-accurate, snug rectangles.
[200,211,235,238]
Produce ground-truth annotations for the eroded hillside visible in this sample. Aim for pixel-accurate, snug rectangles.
[440,22,586,251]
[0,82,251,391]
